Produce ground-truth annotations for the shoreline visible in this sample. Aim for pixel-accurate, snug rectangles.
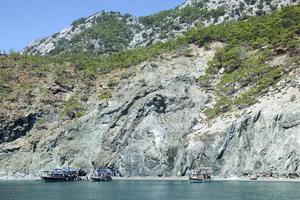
[0,176,40,181]
[1,176,299,182]
[114,176,300,182]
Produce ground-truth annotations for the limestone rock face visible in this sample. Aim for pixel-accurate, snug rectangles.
[188,103,300,178]
[0,45,299,178]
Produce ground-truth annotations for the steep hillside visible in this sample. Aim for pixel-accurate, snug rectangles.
[25,0,298,55]
[0,4,300,178]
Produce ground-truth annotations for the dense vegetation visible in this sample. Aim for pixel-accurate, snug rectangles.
[0,54,52,100]
[28,1,228,55]
[188,5,300,118]
[140,1,226,39]
[49,12,134,55]
[0,53,90,118]
[55,4,300,119]
[1,5,299,119]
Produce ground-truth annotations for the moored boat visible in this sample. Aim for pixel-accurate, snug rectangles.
[91,175,112,181]
[90,168,113,182]
[249,175,258,180]
[41,168,79,182]
[188,167,212,183]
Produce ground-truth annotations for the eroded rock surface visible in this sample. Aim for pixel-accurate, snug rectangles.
[0,44,299,178]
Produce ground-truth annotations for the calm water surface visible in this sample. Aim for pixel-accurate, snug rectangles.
[0,180,299,200]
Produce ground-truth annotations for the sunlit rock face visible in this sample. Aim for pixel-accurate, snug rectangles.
[1,44,299,178]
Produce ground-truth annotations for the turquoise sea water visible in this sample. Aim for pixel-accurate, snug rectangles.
[0,180,299,200]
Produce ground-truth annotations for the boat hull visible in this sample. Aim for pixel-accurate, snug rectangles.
[91,176,112,182]
[249,177,258,180]
[41,176,68,182]
[189,177,211,183]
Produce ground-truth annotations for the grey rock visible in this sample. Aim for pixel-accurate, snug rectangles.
[0,45,299,179]
[0,114,37,144]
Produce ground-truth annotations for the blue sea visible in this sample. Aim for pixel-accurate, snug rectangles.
[0,180,299,200]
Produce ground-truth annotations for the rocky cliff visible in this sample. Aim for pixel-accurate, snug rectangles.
[0,2,300,179]
[1,43,299,178]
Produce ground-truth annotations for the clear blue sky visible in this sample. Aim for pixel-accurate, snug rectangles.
[0,0,185,52]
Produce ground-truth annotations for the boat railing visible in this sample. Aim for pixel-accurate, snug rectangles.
[187,167,212,177]
[92,168,113,177]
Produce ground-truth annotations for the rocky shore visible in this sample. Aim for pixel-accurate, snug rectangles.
[1,175,300,183]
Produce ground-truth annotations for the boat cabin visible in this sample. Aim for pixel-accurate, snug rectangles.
[91,168,113,181]
[96,168,112,176]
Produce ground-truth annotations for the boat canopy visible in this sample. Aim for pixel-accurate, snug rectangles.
[95,168,113,175]
[188,167,212,176]
[43,168,78,175]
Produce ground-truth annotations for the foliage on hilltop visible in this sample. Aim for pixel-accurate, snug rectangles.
[1,5,299,119]
[49,12,134,55]
[187,5,300,118]
[140,1,225,33]
[60,5,299,84]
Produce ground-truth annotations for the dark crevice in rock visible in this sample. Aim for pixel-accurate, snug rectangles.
[281,122,300,129]
[238,116,251,136]
[102,88,161,152]
[182,166,189,176]
[167,145,178,170]
[274,113,283,121]
[109,87,159,129]
[5,146,21,153]
[50,81,74,94]
[0,113,37,144]
[145,94,167,114]
[281,112,300,129]
[216,123,236,160]
[98,106,121,119]
[253,110,261,123]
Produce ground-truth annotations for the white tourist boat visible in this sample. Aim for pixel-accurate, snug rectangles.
[189,167,212,183]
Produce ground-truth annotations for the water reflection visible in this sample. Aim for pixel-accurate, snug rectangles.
[0,180,299,200]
